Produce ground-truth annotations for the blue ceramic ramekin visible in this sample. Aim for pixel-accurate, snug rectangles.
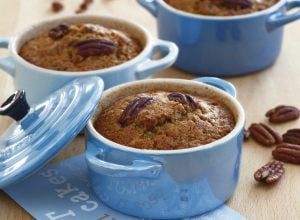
[0,15,178,104]
[85,77,245,219]
[138,0,300,76]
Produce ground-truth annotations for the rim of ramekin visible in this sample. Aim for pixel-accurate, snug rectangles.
[156,0,285,20]
[9,14,154,76]
[87,78,245,155]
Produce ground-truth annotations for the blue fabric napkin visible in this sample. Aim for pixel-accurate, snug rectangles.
[4,154,245,220]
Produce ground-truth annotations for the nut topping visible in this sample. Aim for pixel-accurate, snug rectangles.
[282,129,300,145]
[48,23,70,40]
[168,92,188,104]
[266,105,300,123]
[254,161,285,184]
[73,39,117,58]
[119,97,154,126]
[168,92,198,110]
[248,123,282,146]
[185,94,198,110]
[223,0,252,8]
[272,143,300,164]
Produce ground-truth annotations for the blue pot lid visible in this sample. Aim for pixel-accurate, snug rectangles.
[0,77,104,188]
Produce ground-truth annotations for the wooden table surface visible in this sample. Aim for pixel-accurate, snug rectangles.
[1,1,300,219]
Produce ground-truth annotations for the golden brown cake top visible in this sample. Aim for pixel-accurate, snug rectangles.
[19,23,142,71]
[94,91,236,150]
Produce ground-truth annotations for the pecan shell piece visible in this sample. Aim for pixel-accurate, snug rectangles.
[282,129,300,145]
[223,0,252,8]
[76,0,93,14]
[118,96,154,127]
[248,123,282,146]
[266,105,300,123]
[52,2,64,12]
[254,161,285,184]
[48,23,70,40]
[272,143,300,164]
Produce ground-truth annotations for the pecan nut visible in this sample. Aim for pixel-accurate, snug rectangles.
[248,123,282,146]
[282,129,300,145]
[266,105,300,123]
[168,92,187,104]
[223,0,252,8]
[48,23,70,40]
[74,39,117,58]
[254,161,285,184]
[185,94,198,110]
[119,96,153,126]
[272,143,300,164]
[168,92,198,110]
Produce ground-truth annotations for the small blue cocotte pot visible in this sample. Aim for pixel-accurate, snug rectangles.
[0,15,178,105]
[85,77,245,219]
[138,0,300,76]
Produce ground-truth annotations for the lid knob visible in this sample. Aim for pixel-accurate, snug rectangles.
[0,90,30,121]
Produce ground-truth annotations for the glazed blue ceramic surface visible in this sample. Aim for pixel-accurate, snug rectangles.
[0,15,178,104]
[85,77,245,219]
[0,77,104,188]
[138,0,300,76]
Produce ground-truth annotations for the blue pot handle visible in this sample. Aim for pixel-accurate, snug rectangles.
[0,37,15,76]
[193,77,237,98]
[267,0,300,30]
[137,0,158,17]
[135,39,178,79]
[86,148,162,179]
